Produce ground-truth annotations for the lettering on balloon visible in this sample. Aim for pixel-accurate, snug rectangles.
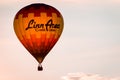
[25,19,60,32]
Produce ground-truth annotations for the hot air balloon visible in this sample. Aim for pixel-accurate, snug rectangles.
[13,3,64,71]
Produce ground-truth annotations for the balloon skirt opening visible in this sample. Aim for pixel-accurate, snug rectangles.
[38,64,43,71]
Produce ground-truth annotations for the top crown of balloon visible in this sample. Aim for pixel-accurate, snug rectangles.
[15,3,61,19]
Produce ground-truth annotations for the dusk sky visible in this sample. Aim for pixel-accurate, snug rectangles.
[0,0,120,80]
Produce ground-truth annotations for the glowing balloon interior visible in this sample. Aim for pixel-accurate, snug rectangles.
[13,3,64,71]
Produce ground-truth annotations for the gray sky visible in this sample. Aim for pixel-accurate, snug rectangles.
[0,0,120,80]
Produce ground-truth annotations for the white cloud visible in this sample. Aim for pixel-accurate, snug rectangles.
[61,72,120,80]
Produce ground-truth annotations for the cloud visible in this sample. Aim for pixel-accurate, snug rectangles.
[61,72,120,80]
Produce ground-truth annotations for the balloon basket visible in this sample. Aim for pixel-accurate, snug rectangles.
[38,64,43,71]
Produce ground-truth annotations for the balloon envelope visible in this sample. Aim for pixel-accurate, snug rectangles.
[13,3,64,69]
